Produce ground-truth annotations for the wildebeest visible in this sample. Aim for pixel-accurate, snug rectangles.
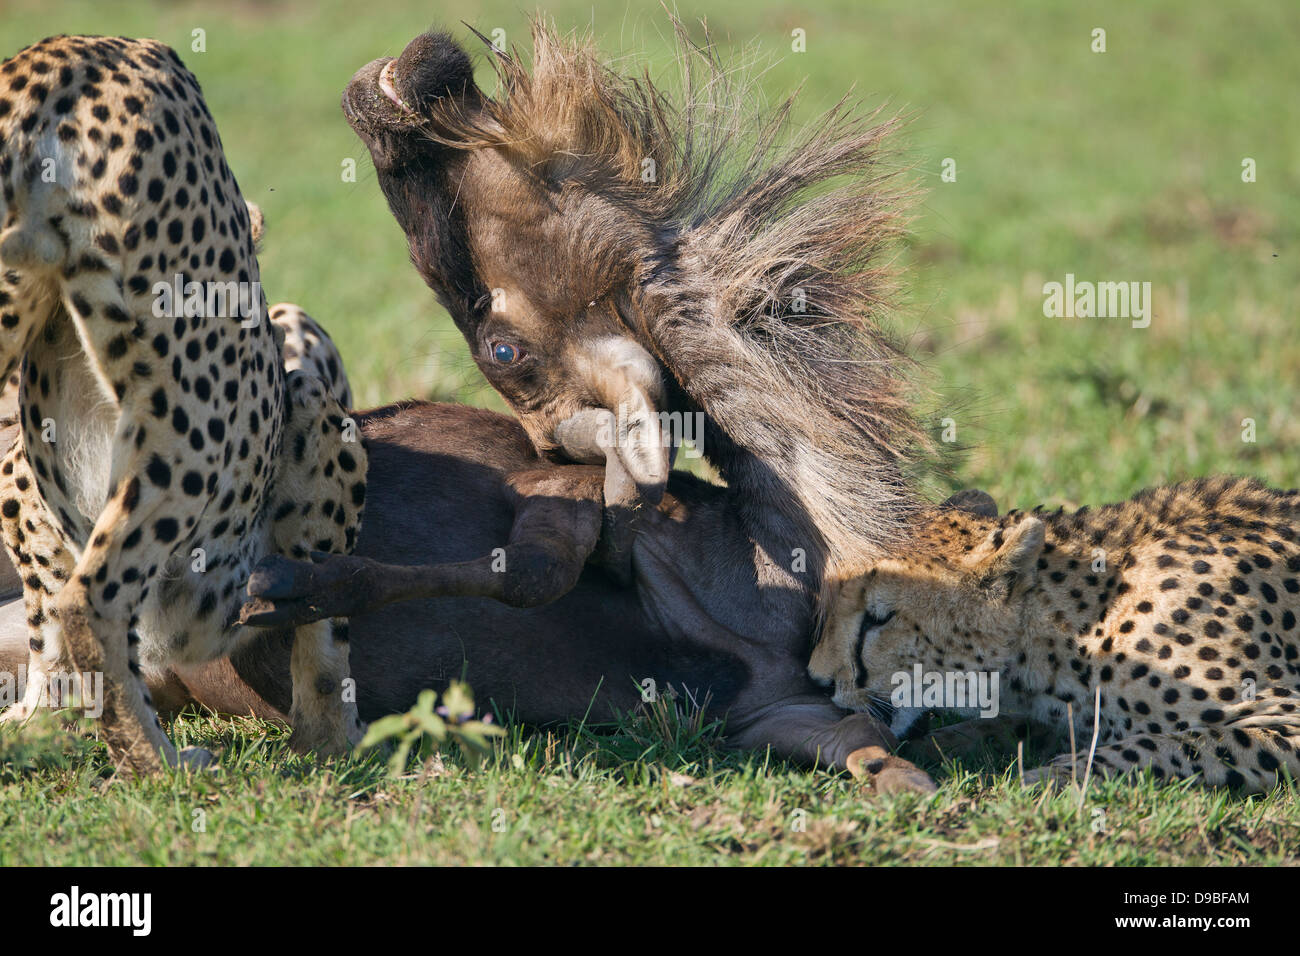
[231,22,939,792]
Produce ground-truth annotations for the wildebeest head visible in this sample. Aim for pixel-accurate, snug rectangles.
[344,21,926,562]
[343,27,674,499]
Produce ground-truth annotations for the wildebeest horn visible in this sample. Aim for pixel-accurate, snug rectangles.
[558,338,672,506]
[554,402,669,507]
[553,409,640,510]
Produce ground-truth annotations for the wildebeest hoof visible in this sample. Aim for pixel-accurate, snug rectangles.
[175,746,218,771]
[845,745,938,795]
[875,763,940,795]
[287,728,354,757]
[241,552,369,627]
[246,554,321,601]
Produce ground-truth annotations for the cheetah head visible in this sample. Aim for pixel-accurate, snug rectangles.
[810,490,1045,735]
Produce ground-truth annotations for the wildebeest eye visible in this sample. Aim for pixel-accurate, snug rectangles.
[491,341,523,364]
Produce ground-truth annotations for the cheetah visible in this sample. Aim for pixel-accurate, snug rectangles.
[810,478,1300,792]
[0,35,366,773]
[271,302,353,411]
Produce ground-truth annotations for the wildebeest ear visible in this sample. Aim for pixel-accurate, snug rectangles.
[941,489,998,518]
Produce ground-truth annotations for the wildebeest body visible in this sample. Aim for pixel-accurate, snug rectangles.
[234,401,753,725]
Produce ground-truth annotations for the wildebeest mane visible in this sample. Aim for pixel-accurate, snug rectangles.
[426,18,930,569]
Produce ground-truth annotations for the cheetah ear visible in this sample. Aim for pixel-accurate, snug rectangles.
[245,203,265,251]
[974,516,1045,602]
[941,489,998,518]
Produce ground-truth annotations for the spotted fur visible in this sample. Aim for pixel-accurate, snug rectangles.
[270,302,353,409]
[811,477,1300,792]
[0,35,366,773]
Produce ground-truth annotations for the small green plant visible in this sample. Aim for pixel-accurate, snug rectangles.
[359,682,504,775]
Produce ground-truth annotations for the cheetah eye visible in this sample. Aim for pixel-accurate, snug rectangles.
[858,609,895,641]
[490,341,524,365]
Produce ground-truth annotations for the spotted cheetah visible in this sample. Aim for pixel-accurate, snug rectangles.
[271,302,353,411]
[811,478,1300,792]
[0,35,366,774]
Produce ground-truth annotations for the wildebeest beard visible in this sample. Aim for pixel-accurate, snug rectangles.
[341,17,929,583]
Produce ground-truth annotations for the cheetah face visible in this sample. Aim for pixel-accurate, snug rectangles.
[811,507,1046,735]
[811,567,937,736]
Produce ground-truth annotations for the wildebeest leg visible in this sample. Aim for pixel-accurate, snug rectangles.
[551,407,655,584]
[625,544,936,794]
[727,699,938,794]
[658,580,938,794]
[155,656,288,721]
[240,465,607,627]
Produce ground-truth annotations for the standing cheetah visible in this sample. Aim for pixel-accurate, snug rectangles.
[811,478,1300,792]
[0,35,366,773]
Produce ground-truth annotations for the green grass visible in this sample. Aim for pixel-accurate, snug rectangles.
[5,701,1298,865]
[2,0,1298,864]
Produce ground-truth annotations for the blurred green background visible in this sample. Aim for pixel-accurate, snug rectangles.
[3,0,1296,510]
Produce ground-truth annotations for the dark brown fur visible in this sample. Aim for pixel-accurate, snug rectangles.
[234,399,932,791]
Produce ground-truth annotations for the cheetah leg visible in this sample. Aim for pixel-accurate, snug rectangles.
[0,196,169,770]
[0,558,69,723]
[0,440,74,721]
[42,454,206,775]
[900,713,1056,764]
[268,304,354,409]
[244,370,365,755]
[286,618,365,755]
[50,476,227,776]
[0,224,63,385]
[0,213,77,714]
[45,583,170,774]
[0,591,56,721]
[1024,722,1300,793]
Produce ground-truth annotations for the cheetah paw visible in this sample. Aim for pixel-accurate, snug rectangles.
[846,745,938,795]
[1021,764,1074,790]
[0,702,34,724]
